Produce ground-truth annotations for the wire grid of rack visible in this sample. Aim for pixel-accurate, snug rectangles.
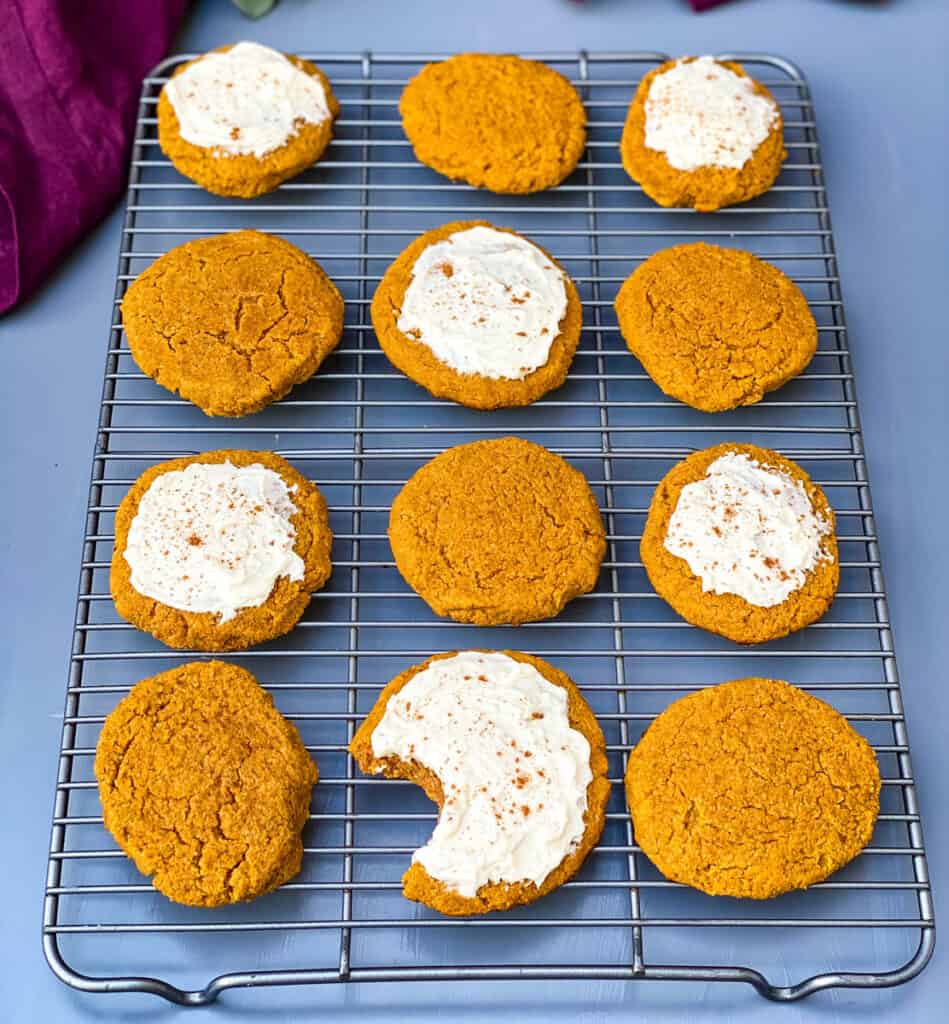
[43,52,934,1007]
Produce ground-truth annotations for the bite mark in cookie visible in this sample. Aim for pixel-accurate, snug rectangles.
[350,650,611,915]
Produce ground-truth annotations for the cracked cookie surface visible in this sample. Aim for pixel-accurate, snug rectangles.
[350,650,612,915]
[111,449,333,651]
[625,677,880,899]
[158,47,339,198]
[641,444,839,644]
[121,230,344,417]
[620,58,785,211]
[95,660,318,907]
[389,438,605,625]
[371,220,583,408]
[400,54,586,194]
[615,243,817,412]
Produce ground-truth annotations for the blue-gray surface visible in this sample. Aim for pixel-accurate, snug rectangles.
[2,0,947,1020]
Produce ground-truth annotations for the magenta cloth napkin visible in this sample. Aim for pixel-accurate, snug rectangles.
[0,0,188,314]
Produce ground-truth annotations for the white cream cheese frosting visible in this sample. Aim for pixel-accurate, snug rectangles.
[370,651,592,898]
[644,56,779,172]
[124,461,304,622]
[396,226,568,380]
[165,41,332,158]
[664,452,831,607]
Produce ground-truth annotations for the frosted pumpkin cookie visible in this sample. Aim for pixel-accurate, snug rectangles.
[621,56,785,211]
[350,650,611,915]
[111,449,333,651]
[372,221,582,408]
[158,42,340,197]
[614,243,817,412]
[389,438,605,625]
[96,660,317,907]
[121,230,344,417]
[400,53,586,194]
[641,444,838,643]
[626,677,880,899]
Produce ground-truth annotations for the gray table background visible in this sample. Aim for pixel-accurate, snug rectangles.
[1,0,946,1020]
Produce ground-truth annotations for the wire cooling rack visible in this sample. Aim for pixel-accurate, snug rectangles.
[43,52,934,1007]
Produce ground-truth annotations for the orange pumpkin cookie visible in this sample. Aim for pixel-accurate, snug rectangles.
[389,438,605,625]
[641,444,839,644]
[350,650,611,915]
[621,56,785,211]
[400,53,586,193]
[96,660,317,907]
[158,42,339,198]
[626,677,880,899]
[615,243,817,412]
[121,230,344,417]
[371,221,582,408]
[111,449,333,651]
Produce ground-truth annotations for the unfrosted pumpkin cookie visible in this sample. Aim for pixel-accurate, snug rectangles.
[96,660,317,907]
[621,56,785,211]
[389,438,605,625]
[615,243,817,412]
[626,677,880,899]
[350,650,611,915]
[111,449,333,651]
[121,230,344,417]
[641,444,838,644]
[158,42,340,197]
[400,53,586,193]
[372,221,582,408]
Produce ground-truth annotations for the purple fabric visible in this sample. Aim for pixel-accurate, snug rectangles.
[689,0,733,10]
[0,0,188,313]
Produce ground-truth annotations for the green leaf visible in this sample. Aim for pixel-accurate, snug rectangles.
[232,0,278,18]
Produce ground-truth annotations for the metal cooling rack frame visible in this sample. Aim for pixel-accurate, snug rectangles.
[43,52,934,1007]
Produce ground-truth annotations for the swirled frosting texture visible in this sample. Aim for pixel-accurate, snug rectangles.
[644,56,779,172]
[396,226,567,380]
[664,451,831,607]
[125,461,304,621]
[165,42,331,157]
[370,651,592,898]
